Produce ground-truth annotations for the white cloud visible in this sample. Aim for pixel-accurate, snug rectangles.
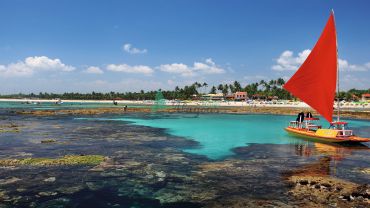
[106,64,153,75]
[84,66,104,74]
[338,59,368,72]
[158,63,194,77]
[0,56,75,77]
[122,43,147,54]
[272,49,369,72]
[158,58,225,77]
[271,49,310,71]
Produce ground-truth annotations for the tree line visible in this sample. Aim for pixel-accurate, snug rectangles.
[0,78,369,101]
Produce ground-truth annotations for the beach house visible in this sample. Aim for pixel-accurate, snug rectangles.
[361,93,370,102]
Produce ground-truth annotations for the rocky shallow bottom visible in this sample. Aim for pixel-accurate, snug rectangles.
[0,111,369,207]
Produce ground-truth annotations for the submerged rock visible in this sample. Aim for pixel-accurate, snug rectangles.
[57,185,84,194]
[0,177,21,185]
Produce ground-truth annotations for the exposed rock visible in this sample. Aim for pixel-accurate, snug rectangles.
[287,175,369,207]
[43,177,56,182]
[38,191,58,197]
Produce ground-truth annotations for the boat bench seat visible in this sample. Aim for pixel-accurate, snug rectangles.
[306,124,321,129]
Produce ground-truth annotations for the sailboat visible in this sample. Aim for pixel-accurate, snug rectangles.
[283,11,370,143]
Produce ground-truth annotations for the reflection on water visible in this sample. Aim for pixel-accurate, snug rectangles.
[292,141,370,182]
[294,142,369,161]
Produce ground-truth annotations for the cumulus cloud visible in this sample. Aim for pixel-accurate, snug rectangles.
[158,63,194,77]
[158,58,225,77]
[84,66,104,74]
[338,59,368,72]
[106,64,153,75]
[122,43,147,54]
[272,49,370,72]
[271,50,310,71]
[0,56,75,77]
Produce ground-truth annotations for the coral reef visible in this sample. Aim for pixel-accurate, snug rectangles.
[0,155,105,166]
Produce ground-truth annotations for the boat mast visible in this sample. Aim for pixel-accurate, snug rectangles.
[332,9,340,122]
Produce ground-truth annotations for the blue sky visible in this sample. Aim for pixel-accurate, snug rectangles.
[0,0,369,93]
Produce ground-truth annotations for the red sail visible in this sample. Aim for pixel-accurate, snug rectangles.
[283,12,337,122]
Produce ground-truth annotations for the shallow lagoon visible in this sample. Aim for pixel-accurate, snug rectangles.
[78,113,370,159]
[0,111,369,207]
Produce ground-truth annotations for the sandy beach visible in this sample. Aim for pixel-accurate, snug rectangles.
[1,98,369,109]
[3,98,368,120]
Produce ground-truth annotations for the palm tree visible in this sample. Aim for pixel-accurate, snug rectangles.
[277,78,285,87]
[229,84,235,93]
[210,86,217,94]
[222,84,229,96]
[233,81,242,92]
[202,82,208,94]
[217,84,224,93]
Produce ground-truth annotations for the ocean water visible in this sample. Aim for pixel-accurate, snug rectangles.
[1,111,370,207]
[0,101,149,110]
[79,113,370,160]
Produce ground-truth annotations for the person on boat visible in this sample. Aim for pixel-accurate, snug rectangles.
[296,112,305,128]
[306,112,313,118]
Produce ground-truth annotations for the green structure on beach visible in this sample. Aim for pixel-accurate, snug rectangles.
[151,90,167,112]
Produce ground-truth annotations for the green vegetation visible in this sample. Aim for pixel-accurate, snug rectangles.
[0,78,368,101]
[0,155,105,166]
[40,139,57,144]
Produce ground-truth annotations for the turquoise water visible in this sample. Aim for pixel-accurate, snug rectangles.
[0,101,149,110]
[78,114,370,160]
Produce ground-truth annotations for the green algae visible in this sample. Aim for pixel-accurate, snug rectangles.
[40,139,57,143]
[0,128,20,133]
[0,155,105,166]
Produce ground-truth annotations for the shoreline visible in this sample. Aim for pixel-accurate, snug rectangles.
[14,106,370,120]
[1,98,369,109]
[1,98,369,119]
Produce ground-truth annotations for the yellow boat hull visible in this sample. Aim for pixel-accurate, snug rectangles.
[285,127,370,143]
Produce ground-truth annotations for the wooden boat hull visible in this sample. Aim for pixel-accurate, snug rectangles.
[285,127,370,143]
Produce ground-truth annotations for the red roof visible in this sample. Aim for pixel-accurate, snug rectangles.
[235,91,247,95]
[362,93,370,97]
